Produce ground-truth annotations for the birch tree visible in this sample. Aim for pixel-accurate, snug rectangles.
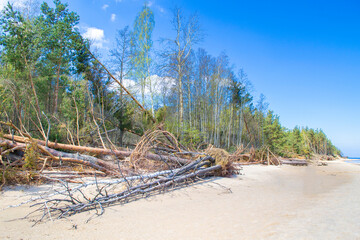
[111,26,132,101]
[161,7,202,134]
[131,3,155,114]
[111,26,133,146]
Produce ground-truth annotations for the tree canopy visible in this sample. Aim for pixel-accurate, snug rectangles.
[0,0,341,158]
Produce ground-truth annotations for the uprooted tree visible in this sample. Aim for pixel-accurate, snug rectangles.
[0,0,340,215]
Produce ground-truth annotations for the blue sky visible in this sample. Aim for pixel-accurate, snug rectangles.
[3,0,359,156]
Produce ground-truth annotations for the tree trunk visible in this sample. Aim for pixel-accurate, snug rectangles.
[187,76,192,128]
[227,104,233,149]
[118,129,124,147]
[54,61,62,114]
[178,75,184,130]
[3,134,191,165]
[26,63,40,115]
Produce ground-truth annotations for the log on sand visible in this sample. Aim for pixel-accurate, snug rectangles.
[3,134,191,165]
[280,159,308,166]
[0,138,118,175]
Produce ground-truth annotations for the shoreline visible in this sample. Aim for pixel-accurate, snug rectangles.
[1,160,359,239]
[339,157,360,165]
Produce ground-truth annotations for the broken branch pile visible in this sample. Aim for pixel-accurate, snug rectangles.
[1,121,241,221]
[25,156,221,223]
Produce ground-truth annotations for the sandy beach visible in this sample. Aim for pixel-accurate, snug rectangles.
[1,160,359,240]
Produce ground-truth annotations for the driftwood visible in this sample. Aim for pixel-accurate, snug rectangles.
[236,161,262,165]
[0,138,119,175]
[0,121,240,223]
[41,146,118,173]
[3,134,191,165]
[41,170,106,176]
[40,170,106,180]
[86,50,183,152]
[280,159,308,166]
[24,156,224,223]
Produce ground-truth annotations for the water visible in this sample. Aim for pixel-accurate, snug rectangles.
[345,157,360,164]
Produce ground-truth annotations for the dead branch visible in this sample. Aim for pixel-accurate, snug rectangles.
[2,134,191,165]
[86,49,183,152]
[28,156,223,222]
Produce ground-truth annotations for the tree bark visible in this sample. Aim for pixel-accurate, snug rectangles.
[2,134,191,165]
[86,49,182,151]
[54,59,62,114]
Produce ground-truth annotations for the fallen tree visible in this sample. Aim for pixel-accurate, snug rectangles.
[0,120,239,198]
[2,134,191,165]
[280,159,308,166]
[0,138,118,176]
[29,156,223,223]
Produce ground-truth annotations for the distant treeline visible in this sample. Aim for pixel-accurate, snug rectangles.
[0,0,341,157]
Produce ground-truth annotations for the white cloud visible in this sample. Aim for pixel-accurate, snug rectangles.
[110,75,175,96]
[82,27,106,48]
[102,4,109,10]
[0,1,8,10]
[0,0,27,11]
[147,1,154,7]
[0,1,7,10]
[83,27,104,41]
[148,75,175,95]
[158,6,165,13]
[111,13,116,22]
[109,74,175,108]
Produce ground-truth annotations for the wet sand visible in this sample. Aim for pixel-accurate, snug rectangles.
[1,160,360,239]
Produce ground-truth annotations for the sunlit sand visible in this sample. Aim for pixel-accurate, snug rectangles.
[1,160,359,239]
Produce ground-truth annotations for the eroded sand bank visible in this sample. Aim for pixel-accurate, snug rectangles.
[1,160,359,239]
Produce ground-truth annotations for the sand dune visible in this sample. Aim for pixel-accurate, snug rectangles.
[1,160,359,239]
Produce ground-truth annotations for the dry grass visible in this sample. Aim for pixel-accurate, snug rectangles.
[129,126,180,171]
[0,168,43,190]
[205,145,238,177]
[23,141,39,169]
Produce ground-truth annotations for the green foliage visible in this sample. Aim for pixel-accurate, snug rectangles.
[38,0,86,113]
[230,71,252,109]
[181,125,202,149]
[263,111,285,155]
[0,3,42,71]
[155,106,167,123]
[130,3,155,111]
[131,3,154,106]
[0,1,341,159]
[131,3,154,74]
[261,113,341,158]
[24,142,39,169]
[114,101,135,131]
[39,0,82,67]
